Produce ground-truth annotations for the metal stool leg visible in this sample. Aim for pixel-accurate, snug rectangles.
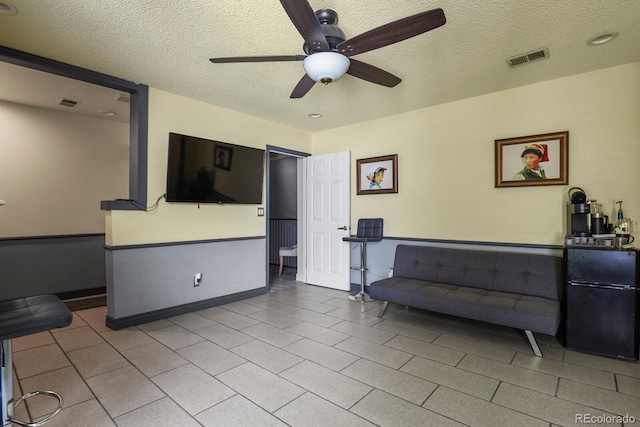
[2,339,64,427]
[349,241,373,302]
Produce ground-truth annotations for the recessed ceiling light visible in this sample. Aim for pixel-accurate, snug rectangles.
[308,113,322,119]
[0,1,18,15]
[587,32,619,46]
[98,110,117,116]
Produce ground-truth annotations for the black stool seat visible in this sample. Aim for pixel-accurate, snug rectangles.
[342,236,382,243]
[0,295,72,340]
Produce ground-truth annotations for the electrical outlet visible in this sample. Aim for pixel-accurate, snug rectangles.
[194,273,202,287]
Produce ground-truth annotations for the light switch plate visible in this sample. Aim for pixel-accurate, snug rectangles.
[257,207,265,216]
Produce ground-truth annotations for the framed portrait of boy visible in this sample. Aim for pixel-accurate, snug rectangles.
[214,145,233,171]
[356,154,398,195]
[495,131,568,188]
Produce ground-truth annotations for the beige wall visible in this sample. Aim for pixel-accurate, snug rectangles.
[0,101,129,237]
[313,63,640,245]
[106,89,311,246]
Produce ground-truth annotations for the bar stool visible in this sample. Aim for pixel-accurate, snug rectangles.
[342,218,383,302]
[1,295,73,426]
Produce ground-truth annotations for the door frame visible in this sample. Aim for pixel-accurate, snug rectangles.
[265,145,310,290]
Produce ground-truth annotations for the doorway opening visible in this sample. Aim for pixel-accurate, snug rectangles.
[266,146,308,292]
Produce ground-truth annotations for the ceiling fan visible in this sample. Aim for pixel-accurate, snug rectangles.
[209,1,446,99]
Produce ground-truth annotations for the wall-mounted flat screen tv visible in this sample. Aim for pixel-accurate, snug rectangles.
[166,132,265,204]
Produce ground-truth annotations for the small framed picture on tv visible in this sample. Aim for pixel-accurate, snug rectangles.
[214,145,233,171]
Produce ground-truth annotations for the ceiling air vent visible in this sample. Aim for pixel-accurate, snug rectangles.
[506,47,549,68]
[116,94,131,103]
[58,98,79,108]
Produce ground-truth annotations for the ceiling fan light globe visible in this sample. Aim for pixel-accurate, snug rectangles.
[303,52,350,84]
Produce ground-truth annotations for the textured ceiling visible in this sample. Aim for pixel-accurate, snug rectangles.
[1,0,639,132]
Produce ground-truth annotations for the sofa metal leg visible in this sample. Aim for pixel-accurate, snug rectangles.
[525,330,543,357]
[377,301,389,318]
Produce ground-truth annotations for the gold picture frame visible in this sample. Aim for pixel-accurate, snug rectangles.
[495,131,568,188]
[356,154,398,195]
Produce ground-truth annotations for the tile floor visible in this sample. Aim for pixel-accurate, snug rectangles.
[8,272,640,427]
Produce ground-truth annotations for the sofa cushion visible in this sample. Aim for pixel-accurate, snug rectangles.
[391,245,562,301]
[369,277,560,335]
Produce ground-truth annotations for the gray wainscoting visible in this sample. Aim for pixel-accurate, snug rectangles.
[105,237,266,326]
[0,234,106,301]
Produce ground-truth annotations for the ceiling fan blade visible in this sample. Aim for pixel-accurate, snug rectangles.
[210,55,306,63]
[337,8,446,57]
[290,74,316,99]
[346,59,401,88]
[280,0,330,52]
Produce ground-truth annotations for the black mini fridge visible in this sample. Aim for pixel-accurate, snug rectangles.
[565,247,639,360]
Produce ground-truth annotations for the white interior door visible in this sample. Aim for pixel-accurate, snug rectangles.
[304,151,350,290]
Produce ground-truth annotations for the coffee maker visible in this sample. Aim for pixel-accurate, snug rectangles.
[566,187,590,236]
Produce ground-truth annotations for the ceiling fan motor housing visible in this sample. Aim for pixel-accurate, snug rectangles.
[303,9,346,54]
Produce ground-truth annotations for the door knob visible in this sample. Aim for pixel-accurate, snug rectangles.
[337,226,347,230]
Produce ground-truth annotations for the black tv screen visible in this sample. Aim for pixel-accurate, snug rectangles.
[166,133,265,204]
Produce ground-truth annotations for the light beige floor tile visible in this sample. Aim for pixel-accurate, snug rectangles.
[330,321,396,344]
[335,336,413,369]
[384,335,465,366]
[563,349,640,379]
[280,296,338,313]
[283,338,359,371]
[351,389,465,427]
[177,340,247,376]
[557,377,640,419]
[115,397,200,427]
[288,308,345,328]
[285,321,350,346]
[617,374,640,397]
[250,299,304,315]
[322,297,380,312]
[512,352,616,390]
[52,326,105,352]
[248,310,303,329]
[194,323,255,349]
[66,342,130,378]
[80,312,111,333]
[86,365,165,418]
[241,322,302,348]
[204,310,261,330]
[373,319,441,343]
[19,366,93,419]
[425,385,548,427]
[121,340,188,377]
[324,308,383,326]
[216,362,304,413]
[75,306,107,319]
[168,312,217,331]
[280,360,372,409]
[152,364,235,415]
[196,394,288,427]
[275,392,376,427]
[231,339,303,373]
[99,327,156,351]
[11,331,55,352]
[492,382,621,426]
[219,301,265,315]
[39,399,115,427]
[341,358,437,405]
[135,318,175,332]
[13,343,70,379]
[277,289,335,303]
[401,356,499,400]
[146,324,205,350]
[432,333,517,363]
[458,353,558,395]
